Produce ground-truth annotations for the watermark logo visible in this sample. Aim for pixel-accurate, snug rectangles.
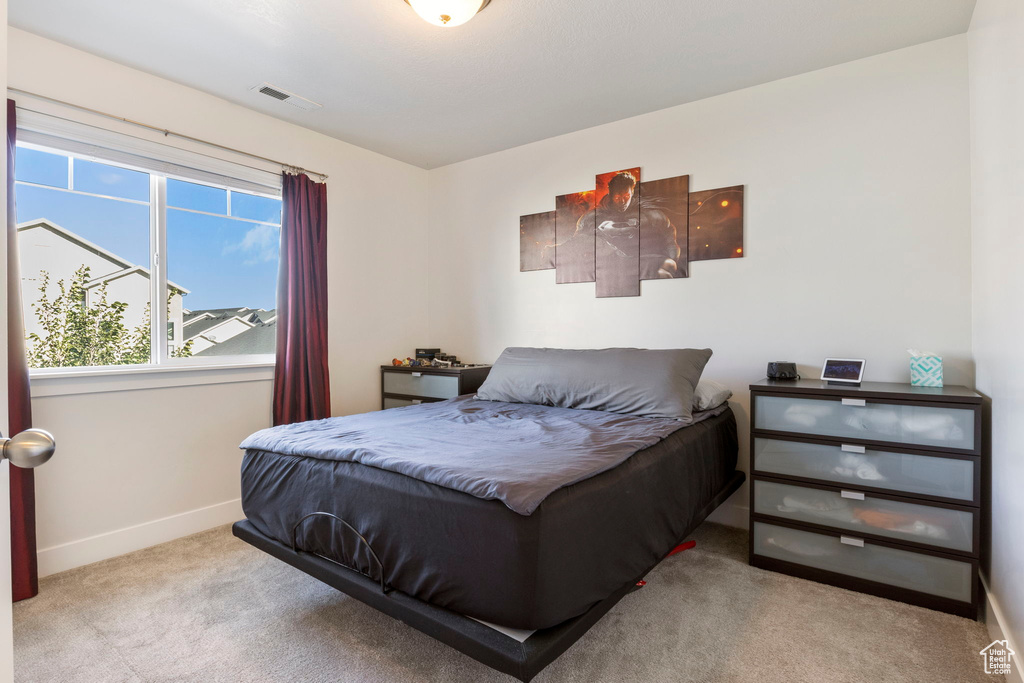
[980,640,1015,676]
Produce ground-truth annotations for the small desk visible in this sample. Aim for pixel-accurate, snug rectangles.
[380,365,491,409]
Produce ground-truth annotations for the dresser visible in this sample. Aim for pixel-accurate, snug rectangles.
[748,378,983,618]
[380,365,491,409]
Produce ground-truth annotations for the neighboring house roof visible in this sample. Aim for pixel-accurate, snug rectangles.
[194,321,276,356]
[185,307,242,321]
[184,307,276,327]
[85,265,190,295]
[183,311,212,324]
[18,218,133,271]
[183,309,272,321]
[182,306,276,355]
[183,314,254,340]
[19,218,190,294]
[250,309,276,325]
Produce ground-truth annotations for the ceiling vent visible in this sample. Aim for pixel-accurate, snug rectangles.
[249,83,322,112]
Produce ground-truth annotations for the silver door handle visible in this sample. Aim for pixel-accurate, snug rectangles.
[411,372,422,377]
[841,444,867,454]
[841,490,866,501]
[840,535,865,547]
[1,429,56,468]
[841,398,867,407]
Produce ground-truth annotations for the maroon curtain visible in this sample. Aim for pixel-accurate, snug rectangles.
[7,99,38,601]
[273,172,331,425]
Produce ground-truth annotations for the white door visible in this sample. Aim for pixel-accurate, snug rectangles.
[2,17,56,680]
[0,56,15,683]
[0,455,11,683]
[2,6,17,677]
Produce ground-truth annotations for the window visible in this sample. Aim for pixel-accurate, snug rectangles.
[15,142,282,371]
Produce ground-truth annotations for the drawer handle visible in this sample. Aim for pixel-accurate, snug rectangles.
[840,490,866,501]
[841,398,867,407]
[411,372,422,377]
[412,399,422,404]
[841,444,866,454]
[840,535,865,548]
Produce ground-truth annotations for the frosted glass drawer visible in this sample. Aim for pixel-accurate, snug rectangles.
[753,521,973,603]
[753,479,975,553]
[754,395,975,451]
[382,372,459,399]
[753,438,976,502]
[383,397,426,409]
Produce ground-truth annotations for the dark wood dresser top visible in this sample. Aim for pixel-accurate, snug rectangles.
[749,378,982,404]
[380,365,491,376]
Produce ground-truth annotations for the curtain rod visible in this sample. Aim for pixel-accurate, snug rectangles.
[7,87,328,181]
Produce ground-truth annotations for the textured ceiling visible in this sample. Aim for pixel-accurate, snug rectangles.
[9,0,976,169]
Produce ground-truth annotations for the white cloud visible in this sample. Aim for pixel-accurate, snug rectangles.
[223,223,280,265]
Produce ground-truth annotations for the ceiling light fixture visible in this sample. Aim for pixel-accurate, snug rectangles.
[404,0,491,28]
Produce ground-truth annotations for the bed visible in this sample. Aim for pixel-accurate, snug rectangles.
[232,347,743,680]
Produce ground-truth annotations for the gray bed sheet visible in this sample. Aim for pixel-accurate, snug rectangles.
[241,395,705,515]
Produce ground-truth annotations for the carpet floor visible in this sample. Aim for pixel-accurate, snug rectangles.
[14,522,999,682]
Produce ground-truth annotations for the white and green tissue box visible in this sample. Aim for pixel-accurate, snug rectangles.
[910,354,943,387]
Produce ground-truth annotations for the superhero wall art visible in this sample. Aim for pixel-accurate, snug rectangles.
[519,168,743,298]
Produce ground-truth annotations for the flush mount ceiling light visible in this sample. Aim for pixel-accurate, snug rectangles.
[404,0,491,27]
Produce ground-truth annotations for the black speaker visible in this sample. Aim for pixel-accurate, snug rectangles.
[766,362,799,380]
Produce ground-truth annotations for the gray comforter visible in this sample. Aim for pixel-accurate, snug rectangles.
[240,395,692,515]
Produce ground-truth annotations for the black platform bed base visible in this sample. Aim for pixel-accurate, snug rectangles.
[232,470,745,682]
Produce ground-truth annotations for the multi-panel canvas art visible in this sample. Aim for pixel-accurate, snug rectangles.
[554,191,596,284]
[594,168,641,298]
[689,185,744,261]
[521,167,743,297]
[639,175,689,280]
[519,211,556,271]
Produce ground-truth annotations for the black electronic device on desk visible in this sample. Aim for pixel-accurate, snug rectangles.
[766,362,799,380]
[820,358,865,386]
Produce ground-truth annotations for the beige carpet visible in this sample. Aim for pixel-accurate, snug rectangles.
[14,522,1000,683]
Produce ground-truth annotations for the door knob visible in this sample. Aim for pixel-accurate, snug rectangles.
[1,429,56,468]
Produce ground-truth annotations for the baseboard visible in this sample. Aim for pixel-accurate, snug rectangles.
[37,498,244,578]
[982,576,1024,683]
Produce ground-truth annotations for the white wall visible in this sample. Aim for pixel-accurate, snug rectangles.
[968,0,1024,674]
[426,36,973,526]
[28,381,271,575]
[8,28,430,575]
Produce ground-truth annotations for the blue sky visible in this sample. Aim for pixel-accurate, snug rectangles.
[14,146,281,312]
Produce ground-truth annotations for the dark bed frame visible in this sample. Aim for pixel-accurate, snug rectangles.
[233,470,744,682]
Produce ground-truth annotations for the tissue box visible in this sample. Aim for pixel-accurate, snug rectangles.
[910,355,943,387]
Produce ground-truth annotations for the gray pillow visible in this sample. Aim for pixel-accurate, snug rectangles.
[476,347,713,422]
[692,379,733,411]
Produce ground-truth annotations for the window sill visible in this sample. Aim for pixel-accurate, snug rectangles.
[30,361,275,398]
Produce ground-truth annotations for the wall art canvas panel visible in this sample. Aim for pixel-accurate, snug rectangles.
[524,169,743,297]
[594,168,642,298]
[555,191,596,284]
[519,211,556,271]
[689,185,744,261]
[639,174,689,280]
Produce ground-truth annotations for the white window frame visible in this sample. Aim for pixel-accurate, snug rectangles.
[14,133,282,393]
